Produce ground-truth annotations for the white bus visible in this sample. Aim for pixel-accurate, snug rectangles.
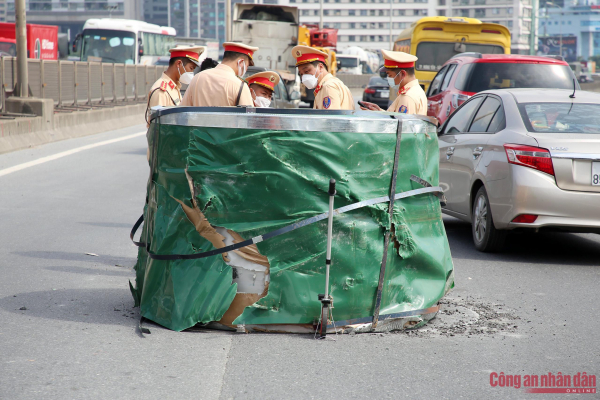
[74,19,176,65]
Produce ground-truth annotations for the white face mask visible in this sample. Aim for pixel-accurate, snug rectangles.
[301,67,321,90]
[254,96,271,108]
[237,59,247,77]
[178,64,194,85]
[387,71,403,88]
[251,89,271,108]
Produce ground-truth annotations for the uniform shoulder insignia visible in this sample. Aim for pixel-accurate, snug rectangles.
[159,81,168,91]
[399,105,408,114]
[168,80,175,89]
[323,96,332,109]
[399,86,409,95]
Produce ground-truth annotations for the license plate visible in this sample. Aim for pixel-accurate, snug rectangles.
[380,90,390,98]
[593,162,600,186]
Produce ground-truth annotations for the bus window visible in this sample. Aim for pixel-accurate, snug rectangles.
[81,29,136,64]
[415,42,504,72]
[141,32,175,57]
[394,39,411,52]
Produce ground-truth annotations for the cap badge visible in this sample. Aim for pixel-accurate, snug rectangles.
[269,76,276,82]
[296,50,302,57]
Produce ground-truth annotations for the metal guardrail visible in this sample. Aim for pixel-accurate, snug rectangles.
[0,57,168,112]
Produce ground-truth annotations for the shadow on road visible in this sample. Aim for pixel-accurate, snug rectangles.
[0,288,138,327]
[444,216,600,266]
[79,221,135,229]
[44,265,133,277]
[120,148,147,156]
[13,251,136,268]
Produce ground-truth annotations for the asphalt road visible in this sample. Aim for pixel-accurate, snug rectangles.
[1,125,599,400]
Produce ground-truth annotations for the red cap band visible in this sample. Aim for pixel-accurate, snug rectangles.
[295,52,326,65]
[384,60,415,68]
[170,50,199,61]
[248,76,275,90]
[224,44,254,59]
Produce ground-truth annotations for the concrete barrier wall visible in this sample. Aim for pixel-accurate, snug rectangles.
[0,102,146,154]
[580,81,600,93]
[337,74,375,88]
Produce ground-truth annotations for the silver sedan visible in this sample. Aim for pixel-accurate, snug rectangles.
[437,88,600,252]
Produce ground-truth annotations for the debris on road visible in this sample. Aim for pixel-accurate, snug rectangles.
[401,294,521,338]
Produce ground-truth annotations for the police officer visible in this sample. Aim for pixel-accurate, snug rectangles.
[246,71,279,108]
[181,42,258,107]
[146,45,203,125]
[291,45,354,110]
[360,50,427,115]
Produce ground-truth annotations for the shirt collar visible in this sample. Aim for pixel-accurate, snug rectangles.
[398,79,419,95]
[217,63,237,76]
[161,72,181,90]
[315,73,333,94]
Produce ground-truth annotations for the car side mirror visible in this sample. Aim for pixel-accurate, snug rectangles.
[379,69,387,79]
[72,33,81,54]
[290,91,301,101]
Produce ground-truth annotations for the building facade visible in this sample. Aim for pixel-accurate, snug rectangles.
[279,0,436,52]
[145,0,260,41]
[5,0,143,34]
[279,0,534,53]
[0,1,6,22]
[439,0,534,53]
[541,3,600,60]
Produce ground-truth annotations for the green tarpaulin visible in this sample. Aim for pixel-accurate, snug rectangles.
[131,108,454,332]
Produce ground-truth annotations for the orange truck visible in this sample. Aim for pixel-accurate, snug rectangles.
[0,22,59,60]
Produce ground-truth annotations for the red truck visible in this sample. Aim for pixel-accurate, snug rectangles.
[0,22,58,60]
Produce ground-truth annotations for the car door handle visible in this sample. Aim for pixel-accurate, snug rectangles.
[446,147,455,159]
[472,146,483,158]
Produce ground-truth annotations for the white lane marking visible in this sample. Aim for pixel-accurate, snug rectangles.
[0,131,146,178]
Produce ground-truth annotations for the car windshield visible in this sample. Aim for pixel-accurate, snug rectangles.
[415,42,504,71]
[520,103,600,134]
[0,41,16,56]
[338,57,359,68]
[459,63,575,92]
[81,29,136,64]
[368,77,387,86]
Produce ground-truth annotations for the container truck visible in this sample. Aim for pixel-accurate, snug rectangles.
[0,22,58,59]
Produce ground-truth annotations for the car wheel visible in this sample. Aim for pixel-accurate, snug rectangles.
[472,186,506,252]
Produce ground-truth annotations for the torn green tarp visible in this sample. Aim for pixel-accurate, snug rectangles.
[132,109,454,331]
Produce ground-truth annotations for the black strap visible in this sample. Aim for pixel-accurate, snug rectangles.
[372,119,403,329]
[235,80,246,106]
[145,87,162,125]
[146,85,179,125]
[130,214,146,247]
[129,184,443,261]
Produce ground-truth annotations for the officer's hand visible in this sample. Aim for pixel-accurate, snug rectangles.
[359,101,382,111]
